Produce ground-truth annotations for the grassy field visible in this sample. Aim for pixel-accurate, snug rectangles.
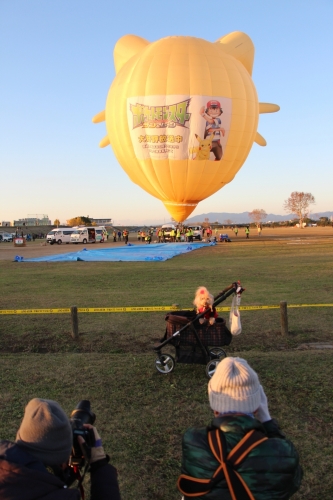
[0,232,332,499]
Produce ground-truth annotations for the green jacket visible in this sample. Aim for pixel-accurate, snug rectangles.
[180,415,302,500]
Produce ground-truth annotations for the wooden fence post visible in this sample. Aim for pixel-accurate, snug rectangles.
[70,306,79,339]
[280,301,288,336]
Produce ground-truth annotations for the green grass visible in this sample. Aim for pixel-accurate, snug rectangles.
[0,240,332,353]
[0,351,332,499]
[0,239,332,498]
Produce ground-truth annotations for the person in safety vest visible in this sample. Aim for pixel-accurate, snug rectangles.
[245,226,250,238]
[178,357,302,500]
[170,228,176,242]
[176,228,181,242]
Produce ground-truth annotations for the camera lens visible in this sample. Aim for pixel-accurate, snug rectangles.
[70,400,96,425]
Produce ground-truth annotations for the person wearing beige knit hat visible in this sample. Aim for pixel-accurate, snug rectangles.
[208,357,262,415]
[178,357,302,500]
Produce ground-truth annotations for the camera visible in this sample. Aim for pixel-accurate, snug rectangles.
[69,400,96,467]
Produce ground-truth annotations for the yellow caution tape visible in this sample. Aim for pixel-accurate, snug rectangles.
[0,308,71,315]
[77,306,179,313]
[0,306,179,315]
[0,304,332,315]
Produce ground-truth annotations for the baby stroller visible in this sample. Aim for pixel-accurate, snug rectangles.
[153,282,244,378]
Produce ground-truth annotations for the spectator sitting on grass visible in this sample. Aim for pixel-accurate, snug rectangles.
[178,357,302,499]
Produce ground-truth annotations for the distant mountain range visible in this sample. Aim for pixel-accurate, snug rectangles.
[185,211,333,224]
[113,211,333,226]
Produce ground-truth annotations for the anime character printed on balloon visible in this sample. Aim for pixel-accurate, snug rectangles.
[189,133,215,161]
[200,100,225,161]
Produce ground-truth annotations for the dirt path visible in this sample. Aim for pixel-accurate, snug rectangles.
[0,227,332,261]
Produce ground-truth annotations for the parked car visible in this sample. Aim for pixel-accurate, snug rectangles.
[0,232,13,242]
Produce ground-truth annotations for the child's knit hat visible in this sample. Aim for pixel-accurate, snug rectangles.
[208,357,261,414]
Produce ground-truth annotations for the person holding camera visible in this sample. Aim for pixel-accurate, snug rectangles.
[177,357,302,499]
[0,398,121,499]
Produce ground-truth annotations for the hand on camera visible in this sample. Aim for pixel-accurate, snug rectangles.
[255,385,272,423]
[78,425,106,463]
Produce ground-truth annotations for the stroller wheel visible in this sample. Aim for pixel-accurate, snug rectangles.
[206,359,220,379]
[155,354,175,374]
[209,348,226,360]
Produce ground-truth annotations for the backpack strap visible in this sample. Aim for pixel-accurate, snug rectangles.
[178,428,268,499]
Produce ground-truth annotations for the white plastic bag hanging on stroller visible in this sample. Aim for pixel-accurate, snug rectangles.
[229,294,242,335]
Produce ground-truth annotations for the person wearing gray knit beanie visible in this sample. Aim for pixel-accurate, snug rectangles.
[178,357,302,499]
[0,398,121,499]
[15,398,72,466]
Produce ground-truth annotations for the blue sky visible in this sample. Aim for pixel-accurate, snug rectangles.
[1,0,332,225]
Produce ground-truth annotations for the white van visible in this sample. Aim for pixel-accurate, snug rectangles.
[161,224,177,241]
[70,226,106,244]
[46,228,74,245]
[187,225,203,240]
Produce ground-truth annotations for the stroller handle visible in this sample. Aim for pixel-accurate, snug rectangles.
[214,281,245,301]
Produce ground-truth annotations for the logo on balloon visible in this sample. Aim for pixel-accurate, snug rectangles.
[129,99,191,129]
[127,95,231,161]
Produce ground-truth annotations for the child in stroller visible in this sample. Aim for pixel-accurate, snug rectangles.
[153,282,244,378]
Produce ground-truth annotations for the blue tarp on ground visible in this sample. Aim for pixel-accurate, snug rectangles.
[15,242,215,262]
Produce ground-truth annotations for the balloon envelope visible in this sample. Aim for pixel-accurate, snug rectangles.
[93,32,279,222]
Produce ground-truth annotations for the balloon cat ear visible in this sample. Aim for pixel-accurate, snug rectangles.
[114,35,150,74]
[92,34,149,147]
[214,31,255,75]
[256,103,280,146]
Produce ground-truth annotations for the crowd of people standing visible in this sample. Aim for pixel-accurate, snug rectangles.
[106,224,266,245]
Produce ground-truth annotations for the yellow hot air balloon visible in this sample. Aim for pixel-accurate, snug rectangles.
[93,32,279,222]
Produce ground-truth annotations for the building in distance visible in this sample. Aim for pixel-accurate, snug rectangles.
[12,214,51,226]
